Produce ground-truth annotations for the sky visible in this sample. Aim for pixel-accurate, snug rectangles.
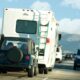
[0,0,80,34]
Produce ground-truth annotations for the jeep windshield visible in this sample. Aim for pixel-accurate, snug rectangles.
[16,20,37,34]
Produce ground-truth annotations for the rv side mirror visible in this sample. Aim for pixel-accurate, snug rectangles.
[59,34,61,40]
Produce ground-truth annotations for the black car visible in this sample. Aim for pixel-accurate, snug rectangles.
[64,54,73,60]
[73,49,80,70]
[0,36,38,77]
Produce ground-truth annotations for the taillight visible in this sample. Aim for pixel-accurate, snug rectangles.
[25,55,30,60]
[46,38,50,43]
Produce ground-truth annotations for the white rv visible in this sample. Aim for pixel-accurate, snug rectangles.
[37,11,60,74]
[0,8,60,75]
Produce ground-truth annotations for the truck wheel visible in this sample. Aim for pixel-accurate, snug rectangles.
[44,68,48,74]
[39,68,43,74]
[28,66,34,77]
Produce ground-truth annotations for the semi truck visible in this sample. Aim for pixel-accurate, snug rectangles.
[0,8,60,76]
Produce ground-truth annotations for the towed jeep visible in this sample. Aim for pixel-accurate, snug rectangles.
[0,37,38,77]
[0,8,38,77]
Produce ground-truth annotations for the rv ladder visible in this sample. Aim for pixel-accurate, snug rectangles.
[38,15,49,49]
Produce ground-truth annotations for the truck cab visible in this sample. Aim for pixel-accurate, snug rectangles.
[0,8,38,77]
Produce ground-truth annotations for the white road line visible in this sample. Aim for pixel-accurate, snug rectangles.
[42,78,48,80]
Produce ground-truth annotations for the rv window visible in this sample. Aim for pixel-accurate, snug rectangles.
[16,20,37,34]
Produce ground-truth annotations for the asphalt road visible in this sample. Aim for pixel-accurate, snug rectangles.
[0,60,80,80]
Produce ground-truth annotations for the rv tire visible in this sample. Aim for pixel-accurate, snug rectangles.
[44,68,48,74]
[39,68,43,74]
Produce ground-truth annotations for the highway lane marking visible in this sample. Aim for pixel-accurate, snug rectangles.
[42,78,48,80]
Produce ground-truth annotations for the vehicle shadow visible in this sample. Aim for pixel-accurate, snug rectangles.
[0,71,27,78]
[54,60,80,71]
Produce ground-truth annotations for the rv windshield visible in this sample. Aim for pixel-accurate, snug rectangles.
[16,20,37,34]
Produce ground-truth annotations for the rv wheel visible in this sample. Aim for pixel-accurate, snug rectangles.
[44,68,48,74]
[39,68,43,74]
